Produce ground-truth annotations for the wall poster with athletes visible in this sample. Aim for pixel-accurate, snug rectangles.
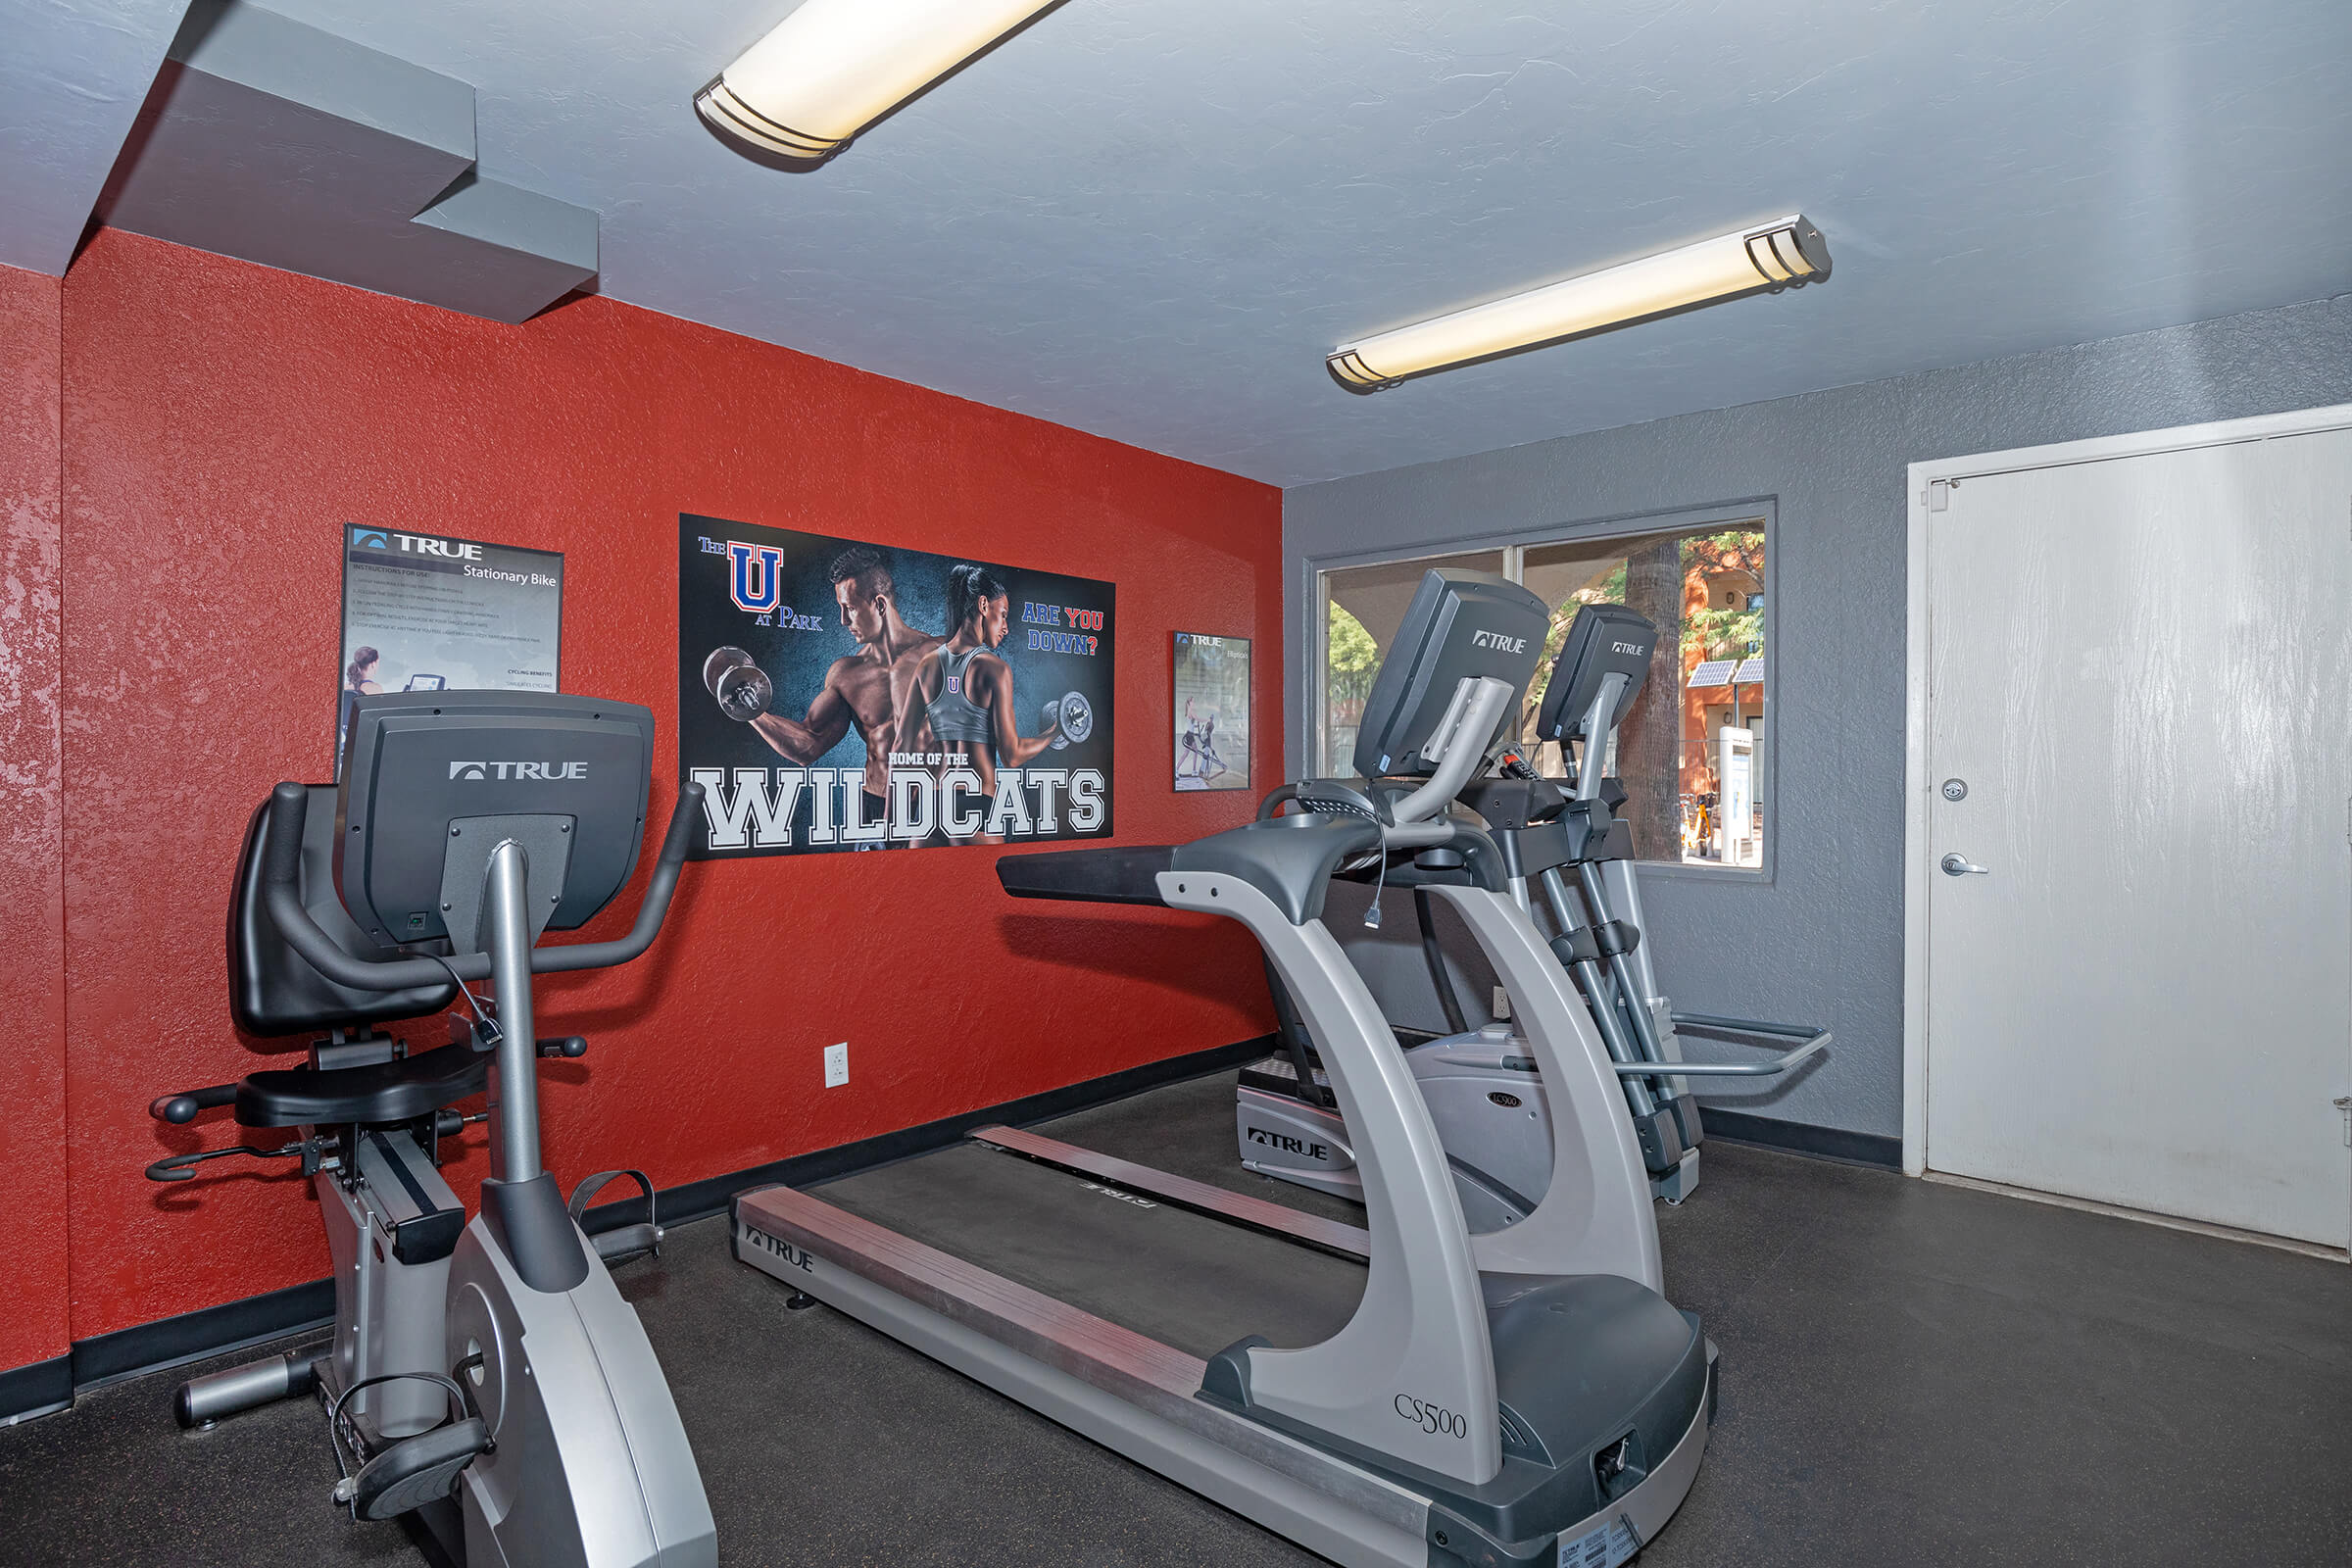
[1171,631,1250,792]
[678,514,1115,858]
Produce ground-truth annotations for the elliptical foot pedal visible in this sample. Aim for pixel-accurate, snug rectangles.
[1651,1148,1699,1206]
[335,1418,491,1521]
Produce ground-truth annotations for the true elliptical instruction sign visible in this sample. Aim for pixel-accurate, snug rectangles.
[677,514,1115,858]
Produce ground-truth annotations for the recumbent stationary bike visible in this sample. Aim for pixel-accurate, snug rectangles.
[145,690,715,1568]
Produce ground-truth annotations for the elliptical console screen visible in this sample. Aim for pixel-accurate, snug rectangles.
[1536,603,1659,744]
[1349,568,1551,780]
[336,691,655,947]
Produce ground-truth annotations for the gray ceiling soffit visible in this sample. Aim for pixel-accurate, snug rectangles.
[93,1,595,324]
[0,0,190,275]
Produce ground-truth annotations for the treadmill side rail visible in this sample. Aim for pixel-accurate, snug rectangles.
[734,1184,1713,1568]
[970,1124,1374,1258]
[733,1186,1434,1564]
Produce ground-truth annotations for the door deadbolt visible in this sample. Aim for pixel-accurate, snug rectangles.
[1941,778,1968,802]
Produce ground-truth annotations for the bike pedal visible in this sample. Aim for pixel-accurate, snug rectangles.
[336,1417,490,1521]
[593,1221,662,1265]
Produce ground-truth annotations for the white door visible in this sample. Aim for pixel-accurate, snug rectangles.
[1923,424,2352,1248]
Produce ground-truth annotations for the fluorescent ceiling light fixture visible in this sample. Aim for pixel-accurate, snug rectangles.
[1327,216,1832,392]
[698,0,1061,164]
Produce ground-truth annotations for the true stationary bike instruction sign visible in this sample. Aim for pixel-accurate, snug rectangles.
[677,514,1115,858]
[337,525,564,768]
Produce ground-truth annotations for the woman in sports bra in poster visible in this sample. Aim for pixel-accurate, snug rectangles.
[898,564,1065,844]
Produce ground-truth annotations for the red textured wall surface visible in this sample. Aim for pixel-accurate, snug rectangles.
[0,265,68,1375]
[49,229,1283,1348]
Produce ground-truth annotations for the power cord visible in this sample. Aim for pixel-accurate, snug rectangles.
[423,954,503,1050]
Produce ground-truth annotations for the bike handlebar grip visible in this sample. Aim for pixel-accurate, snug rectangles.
[662,781,704,865]
[151,1085,238,1124]
[527,782,703,974]
[263,781,311,888]
[257,779,458,992]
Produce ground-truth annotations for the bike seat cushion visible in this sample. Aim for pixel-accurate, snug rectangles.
[234,1042,488,1128]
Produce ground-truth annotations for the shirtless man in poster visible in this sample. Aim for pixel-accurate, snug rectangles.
[896,564,1062,844]
[705,546,943,837]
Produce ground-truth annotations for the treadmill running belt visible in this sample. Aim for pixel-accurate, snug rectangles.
[813,1144,1366,1362]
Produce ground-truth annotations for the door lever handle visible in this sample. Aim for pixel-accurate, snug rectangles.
[1939,853,1990,877]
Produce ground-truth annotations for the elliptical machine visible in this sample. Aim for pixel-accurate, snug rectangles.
[145,691,716,1568]
[1238,603,1828,1216]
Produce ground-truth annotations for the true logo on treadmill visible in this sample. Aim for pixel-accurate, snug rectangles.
[1081,1182,1158,1209]
[1243,1126,1330,1161]
[738,1224,815,1272]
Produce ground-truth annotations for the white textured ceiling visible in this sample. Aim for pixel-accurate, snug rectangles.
[27,1,2352,485]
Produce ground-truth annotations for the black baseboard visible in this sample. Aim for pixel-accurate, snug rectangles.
[72,1278,337,1396]
[623,1033,1278,1232]
[1,1034,1275,1424]
[1698,1105,1901,1170]
[0,1353,72,1427]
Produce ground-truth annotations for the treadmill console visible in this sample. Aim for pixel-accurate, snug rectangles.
[1349,568,1550,780]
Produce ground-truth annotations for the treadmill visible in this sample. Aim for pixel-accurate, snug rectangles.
[734,568,1715,1568]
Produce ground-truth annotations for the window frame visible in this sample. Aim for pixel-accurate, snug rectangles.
[1302,498,1779,884]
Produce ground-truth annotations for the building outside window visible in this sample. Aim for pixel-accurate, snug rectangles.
[1316,512,1769,870]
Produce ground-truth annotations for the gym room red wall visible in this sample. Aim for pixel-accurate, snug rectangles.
[1,264,70,1378]
[13,227,1282,1364]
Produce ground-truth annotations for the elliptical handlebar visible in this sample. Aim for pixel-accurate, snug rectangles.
[259,779,706,993]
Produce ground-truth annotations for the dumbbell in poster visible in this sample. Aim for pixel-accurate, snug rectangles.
[677,514,1114,858]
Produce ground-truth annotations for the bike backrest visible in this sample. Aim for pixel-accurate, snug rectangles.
[228,784,457,1040]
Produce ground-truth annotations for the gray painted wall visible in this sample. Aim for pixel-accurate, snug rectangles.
[1285,293,2352,1140]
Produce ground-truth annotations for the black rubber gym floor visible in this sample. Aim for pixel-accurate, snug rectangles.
[2,1072,2346,1567]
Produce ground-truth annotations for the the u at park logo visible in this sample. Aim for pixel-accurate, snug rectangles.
[727,541,783,612]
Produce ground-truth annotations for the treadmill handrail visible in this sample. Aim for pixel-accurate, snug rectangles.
[1001,814,1393,927]
[259,779,703,991]
[995,843,1177,906]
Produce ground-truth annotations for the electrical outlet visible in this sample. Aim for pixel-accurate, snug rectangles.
[1492,987,1511,1020]
[824,1041,849,1088]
